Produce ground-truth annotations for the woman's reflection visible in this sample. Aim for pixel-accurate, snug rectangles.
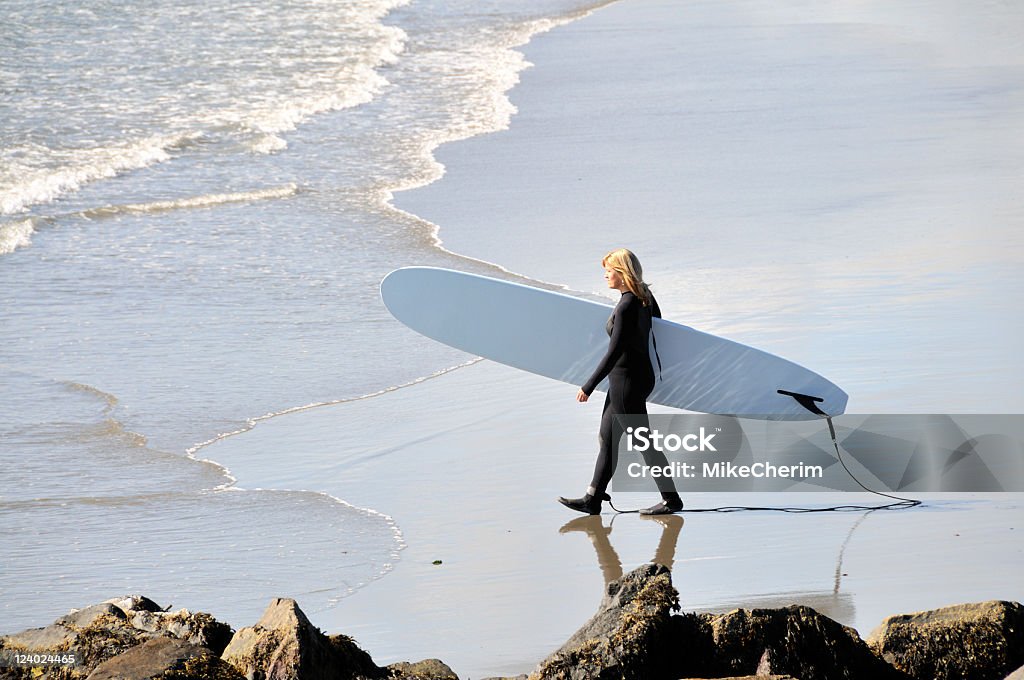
[559,514,684,586]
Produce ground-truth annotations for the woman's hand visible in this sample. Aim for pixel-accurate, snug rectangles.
[576,388,589,402]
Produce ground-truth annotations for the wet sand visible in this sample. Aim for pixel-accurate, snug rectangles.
[207,360,1022,678]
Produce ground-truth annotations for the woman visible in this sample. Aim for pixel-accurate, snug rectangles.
[558,248,684,516]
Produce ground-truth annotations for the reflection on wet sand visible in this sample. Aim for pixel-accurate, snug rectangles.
[559,514,684,586]
[559,511,866,626]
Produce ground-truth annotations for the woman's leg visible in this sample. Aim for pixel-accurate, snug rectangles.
[590,381,629,496]
[632,383,683,511]
[588,392,614,496]
[611,376,683,506]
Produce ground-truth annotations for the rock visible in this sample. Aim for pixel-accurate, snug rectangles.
[221,598,384,680]
[326,634,386,680]
[103,596,165,614]
[3,622,80,653]
[683,606,908,680]
[0,596,233,679]
[534,563,679,679]
[657,612,720,678]
[2,610,146,678]
[85,636,243,680]
[127,610,233,656]
[60,605,130,629]
[386,658,458,679]
[97,596,232,656]
[678,677,799,680]
[2,604,128,653]
[868,600,1024,680]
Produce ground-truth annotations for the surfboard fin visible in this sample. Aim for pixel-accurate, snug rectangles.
[777,389,826,416]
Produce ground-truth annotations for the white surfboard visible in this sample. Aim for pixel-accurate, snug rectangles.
[381,267,848,419]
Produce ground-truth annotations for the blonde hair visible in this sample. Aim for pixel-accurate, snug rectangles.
[602,248,653,306]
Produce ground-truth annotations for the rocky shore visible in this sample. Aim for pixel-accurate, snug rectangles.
[2,566,1021,680]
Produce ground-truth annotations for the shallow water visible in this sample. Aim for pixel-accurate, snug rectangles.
[0,0,607,631]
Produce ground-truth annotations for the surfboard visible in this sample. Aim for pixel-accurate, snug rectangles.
[380,267,848,419]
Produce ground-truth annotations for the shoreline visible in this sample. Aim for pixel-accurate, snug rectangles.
[197,0,1024,676]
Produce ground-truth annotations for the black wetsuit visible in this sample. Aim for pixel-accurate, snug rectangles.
[582,290,675,497]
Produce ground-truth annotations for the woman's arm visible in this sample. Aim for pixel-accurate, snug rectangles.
[581,294,635,395]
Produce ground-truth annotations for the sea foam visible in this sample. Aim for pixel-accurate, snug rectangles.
[0,218,35,254]
[0,133,198,216]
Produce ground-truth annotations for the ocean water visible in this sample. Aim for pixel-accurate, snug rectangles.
[0,0,609,631]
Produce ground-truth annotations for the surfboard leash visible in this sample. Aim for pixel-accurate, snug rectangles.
[779,390,920,511]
